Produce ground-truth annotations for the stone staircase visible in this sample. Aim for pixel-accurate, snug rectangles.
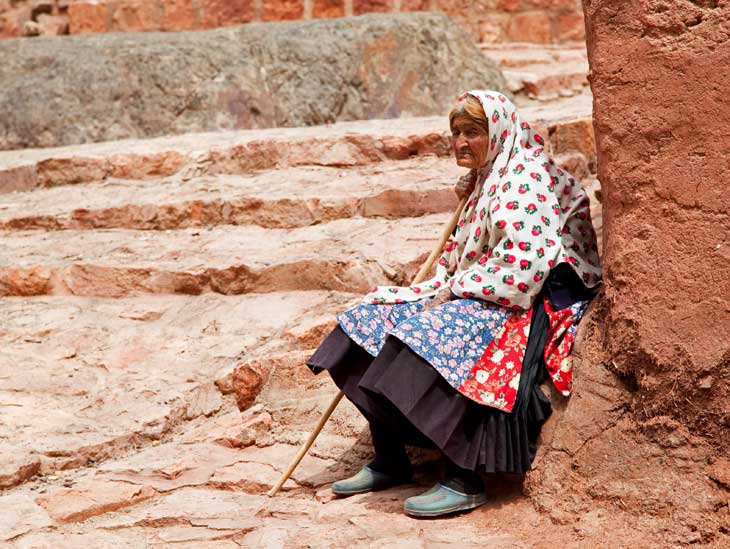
[0,103,602,546]
[482,42,590,102]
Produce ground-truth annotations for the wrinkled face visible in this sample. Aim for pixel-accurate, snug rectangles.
[450,116,489,169]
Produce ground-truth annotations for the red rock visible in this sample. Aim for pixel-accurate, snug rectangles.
[707,458,730,490]
[67,1,109,34]
[497,0,521,11]
[353,0,390,15]
[199,0,253,28]
[506,11,552,44]
[36,480,156,523]
[110,0,163,32]
[161,0,199,31]
[548,117,595,160]
[556,11,585,42]
[401,0,429,10]
[231,359,272,411]
[262,0,303,21]
[312,0,344,18]
[36,156,110,188]
[0,446,41,488]
[0,266,52,297]
[0,5,31,38]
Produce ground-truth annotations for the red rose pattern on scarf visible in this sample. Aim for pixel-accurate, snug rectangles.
[364,90,602,311]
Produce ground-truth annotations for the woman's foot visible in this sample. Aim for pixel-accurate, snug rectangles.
[331,465,411,496]
[403,483,487,517]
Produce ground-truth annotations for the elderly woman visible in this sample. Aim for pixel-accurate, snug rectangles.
[307,90,601,517]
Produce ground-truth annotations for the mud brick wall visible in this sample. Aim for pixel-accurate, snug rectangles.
[2,0,586,43]
[584,0,730,449]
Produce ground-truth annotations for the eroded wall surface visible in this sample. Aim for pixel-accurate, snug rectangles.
[1,0,587,43]
[584,0,730,448]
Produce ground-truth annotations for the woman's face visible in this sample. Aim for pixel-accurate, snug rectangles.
[450,116,489,169]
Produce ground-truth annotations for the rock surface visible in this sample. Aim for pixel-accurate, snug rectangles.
[583,0,730,452]
[0,12,505,150]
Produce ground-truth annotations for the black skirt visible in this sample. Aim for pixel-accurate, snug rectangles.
[306,265,592,474]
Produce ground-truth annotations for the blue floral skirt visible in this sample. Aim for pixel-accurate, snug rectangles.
[337,297,513,392]
[307,295,553,474]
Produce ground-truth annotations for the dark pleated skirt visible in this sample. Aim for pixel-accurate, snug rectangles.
[307,324,552,474]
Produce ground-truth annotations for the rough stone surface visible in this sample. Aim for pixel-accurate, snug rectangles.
[35,480,157,523]
[583,0,730,452]
[0,12,504,150]
[0,445,41,488]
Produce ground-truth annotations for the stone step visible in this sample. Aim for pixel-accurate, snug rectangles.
[481,42,588,69]
[0,110,595,195]
[0,157,463,231]
[0,290,356,488]
[482,43,589,101]
[0,214,449,297]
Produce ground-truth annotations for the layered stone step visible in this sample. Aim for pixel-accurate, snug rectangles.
[0,157,463,231]
[482,43,590,101]
[0,108,595,195]
[0,290,355,488]
[0,215,449,297]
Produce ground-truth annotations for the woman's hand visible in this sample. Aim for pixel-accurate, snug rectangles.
[455,169,477,201]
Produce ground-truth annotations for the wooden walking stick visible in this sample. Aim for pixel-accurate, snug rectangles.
[267,196,469,497]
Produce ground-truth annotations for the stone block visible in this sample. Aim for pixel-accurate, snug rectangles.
[479,13,509,43]
[548,117,595,163]
[0,13,504,150]
[312,0,344,18]
[506,11,552,43]
[161,0,199,31]
[110,0,163,32]
[67,0,108,34]
[199,0,254,28]
[262,0,304,21]
[401,0,429,10]
[36,480,156,523]
[36,13,69,35]
[556,11,585,42]
[497,0,521,11]
[353,0,391,15]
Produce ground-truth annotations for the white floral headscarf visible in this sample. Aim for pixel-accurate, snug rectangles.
[365,90,601,310]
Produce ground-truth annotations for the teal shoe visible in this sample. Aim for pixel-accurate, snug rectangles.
[403,483,487,517]
[331,466,409,497]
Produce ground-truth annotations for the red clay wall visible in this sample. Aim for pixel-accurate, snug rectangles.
[584,0,730,449]
[2,0,586,44]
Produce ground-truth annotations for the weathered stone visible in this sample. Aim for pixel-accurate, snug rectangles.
[353,0,390,14]
[161,0,198,31]
[584,0,730,451]
[506,11,552,44]
[0,495,52,542]
[262,0,303,21]
[67,0,108,34]
[230,359,272,411]
[0,446,41,488]
[0,13,504,150]
[312,0,344,18]
[35,13,69,35]
[556,11,586,42]
[199,0,253,28]
[35,480,156,522]
[110,0,162,31]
